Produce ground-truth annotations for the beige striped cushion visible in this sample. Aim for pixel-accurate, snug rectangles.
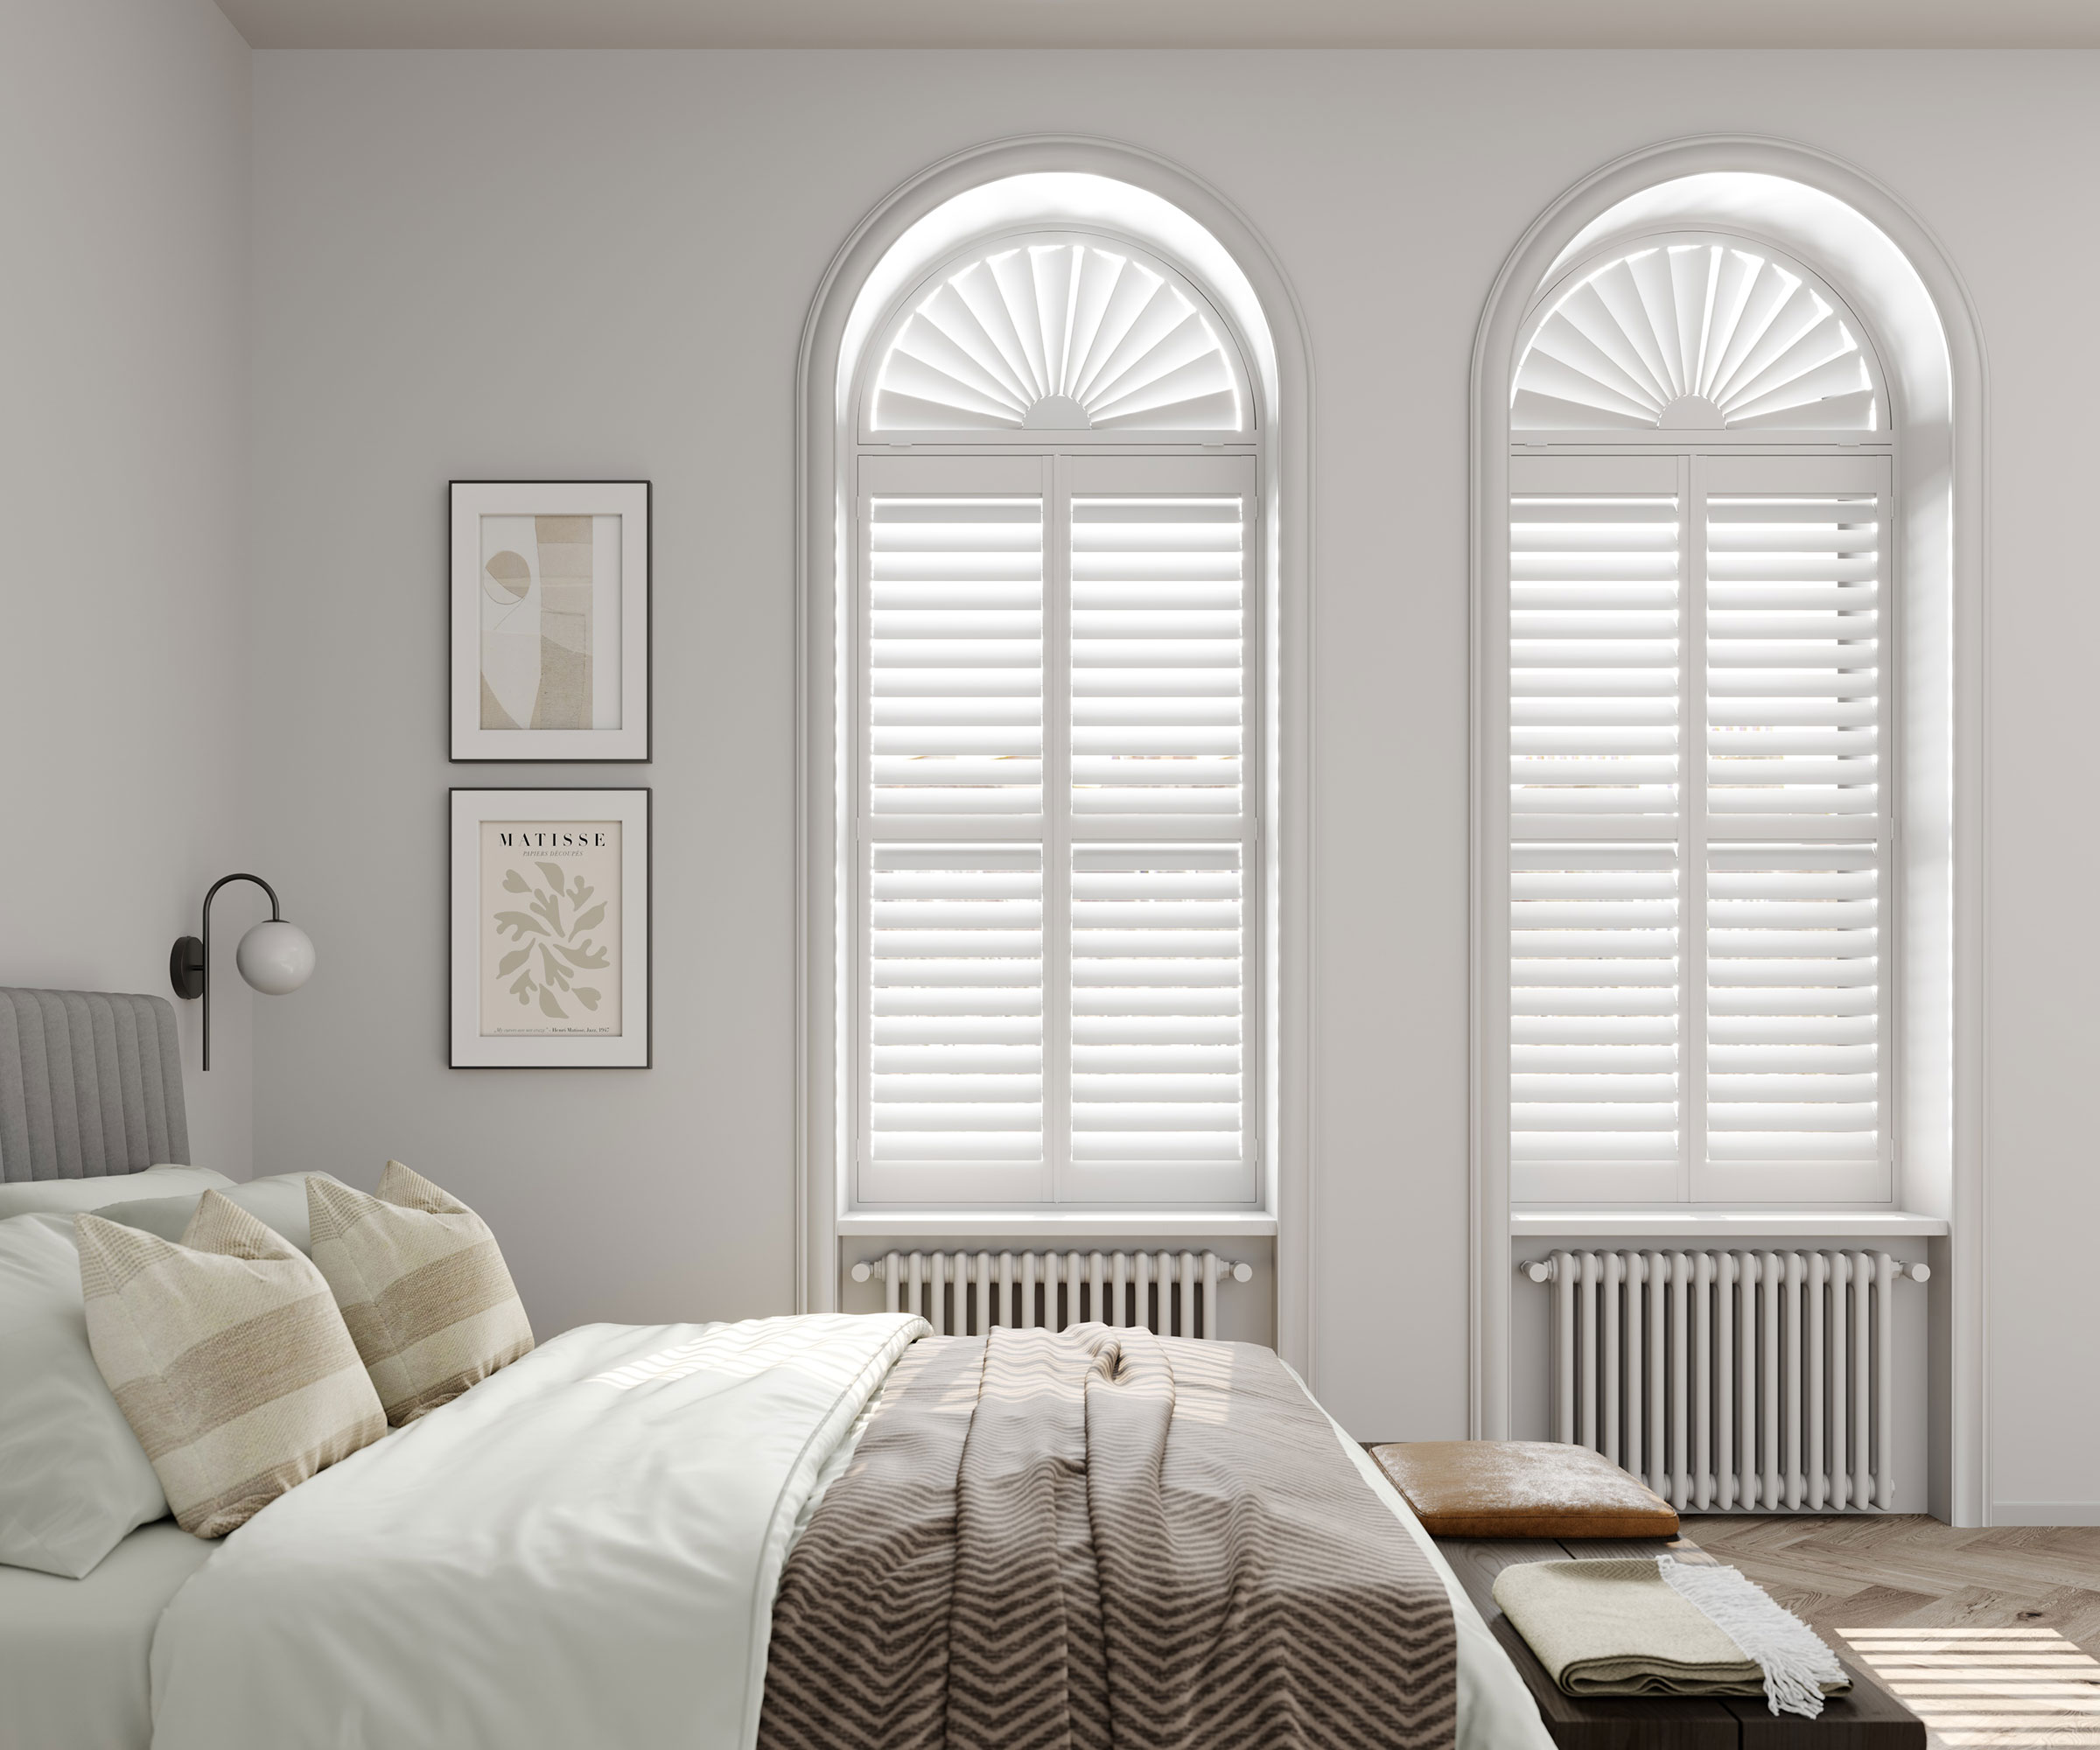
[75,1194,386,1538]
[307,1161,534,1425]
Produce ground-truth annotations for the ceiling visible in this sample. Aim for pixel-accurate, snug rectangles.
[214,0,2100,50]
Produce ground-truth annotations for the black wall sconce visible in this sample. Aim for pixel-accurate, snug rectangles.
[170,873,316,1070]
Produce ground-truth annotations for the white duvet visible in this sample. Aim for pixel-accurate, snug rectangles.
[148,1313,1550,1750]
[150,1313,924,1750]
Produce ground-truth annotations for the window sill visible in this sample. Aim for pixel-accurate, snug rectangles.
[1511,1208,1950,1239]
[837,1212,1278,1240]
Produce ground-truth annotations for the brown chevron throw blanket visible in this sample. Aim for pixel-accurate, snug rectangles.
[759,1324,1458,1750]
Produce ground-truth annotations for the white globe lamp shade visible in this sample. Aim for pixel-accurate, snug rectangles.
[235,919,316,996]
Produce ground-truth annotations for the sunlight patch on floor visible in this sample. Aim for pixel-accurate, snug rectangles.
[1842,1628,2100,1747]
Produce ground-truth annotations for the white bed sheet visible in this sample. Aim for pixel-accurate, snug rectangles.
[0,1520,215,1750]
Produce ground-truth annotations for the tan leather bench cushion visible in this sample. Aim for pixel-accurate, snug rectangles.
[1369,1440,1679,1538]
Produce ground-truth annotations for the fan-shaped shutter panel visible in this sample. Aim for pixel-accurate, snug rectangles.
[873,242,1244,433]
[1514,242,1879,433]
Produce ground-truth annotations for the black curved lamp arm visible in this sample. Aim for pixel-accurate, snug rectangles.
[169,873,282,1071]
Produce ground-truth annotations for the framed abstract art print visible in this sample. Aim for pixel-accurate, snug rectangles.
[450,481,649,761]
[449,788,650,1068]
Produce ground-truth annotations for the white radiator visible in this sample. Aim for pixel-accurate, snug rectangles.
[853,1249,1251,1340]
[1523,1249,1928,1513]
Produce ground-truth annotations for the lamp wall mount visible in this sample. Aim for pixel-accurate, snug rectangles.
[170,872,315,1070]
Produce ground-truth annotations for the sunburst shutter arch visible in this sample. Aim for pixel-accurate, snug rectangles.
[869,234,1250,436]
[1513,236,1884,433]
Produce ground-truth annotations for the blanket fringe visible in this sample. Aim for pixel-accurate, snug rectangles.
[1656,1556,1847,1718]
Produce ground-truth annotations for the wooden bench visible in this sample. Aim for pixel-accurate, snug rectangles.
[1436,1532,1925,1750]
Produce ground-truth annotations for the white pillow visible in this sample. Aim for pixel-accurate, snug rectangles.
[94,1172,326,1256]
[0,1166,234,1221]
[0,1214,167,1577]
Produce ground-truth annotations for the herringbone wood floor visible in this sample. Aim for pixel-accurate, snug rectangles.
[1692,1516,2100,1654]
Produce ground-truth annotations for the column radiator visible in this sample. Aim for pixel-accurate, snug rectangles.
[1523,1249,1928,1512]
[852,1249,1251,1340]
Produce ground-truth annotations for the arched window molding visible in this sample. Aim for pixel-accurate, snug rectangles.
[797,139,1316,1374]
[1471,137,1987,1523]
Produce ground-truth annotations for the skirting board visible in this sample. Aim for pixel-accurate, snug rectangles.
[1991,1502,2100,1526]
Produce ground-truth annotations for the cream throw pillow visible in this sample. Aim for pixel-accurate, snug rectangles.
[75,1194,386,1538]
[307,1161,534,1425]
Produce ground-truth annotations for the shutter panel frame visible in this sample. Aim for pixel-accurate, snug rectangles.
[1506,447,1894,1208]
[853,451,1260,1209]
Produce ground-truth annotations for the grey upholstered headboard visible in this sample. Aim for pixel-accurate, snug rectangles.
[0,989,190,1183]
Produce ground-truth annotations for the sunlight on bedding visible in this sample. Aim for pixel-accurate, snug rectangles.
[585,1313,902,1393]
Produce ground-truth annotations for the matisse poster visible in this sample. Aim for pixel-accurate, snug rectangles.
[450,788,649,1068]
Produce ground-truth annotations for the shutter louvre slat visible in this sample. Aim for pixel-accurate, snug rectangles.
[1705,842,1880,1166]
[869,845,1044,1166]
[870,498,1044,816]
[1071,847,1243,1166]
[1705,495,1881,818]
[1510,842,1681,1172]
[1510,495,1682,820]
[1071,498,1244,815]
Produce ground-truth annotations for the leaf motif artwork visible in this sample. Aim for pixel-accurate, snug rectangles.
[478,819,621,1039]
[452,788,648,1069]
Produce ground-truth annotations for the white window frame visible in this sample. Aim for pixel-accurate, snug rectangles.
[795,141,1315,1373]
[1467,138,1988,1526]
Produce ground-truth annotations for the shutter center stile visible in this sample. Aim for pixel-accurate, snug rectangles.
[1683,458,1711,1207]
[1045,454,1075,1203]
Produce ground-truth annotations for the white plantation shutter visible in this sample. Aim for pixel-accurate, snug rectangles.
[870,241,1246,435]
[1071,499,1244,816]
[857,454,1256,1207]
[1705,491,1880,819]
[1705,843,1880,1186]
[1508,449,1892,1204]
[1511,239,1881,434]
[1510,482,1681,824]
[869,498,1043,816]
[1070,846,1243,1191]
[867,846,1044,1185]
[1510,843,1681,1198]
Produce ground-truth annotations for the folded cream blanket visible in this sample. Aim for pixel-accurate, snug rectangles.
[1493,1556,1850,1718]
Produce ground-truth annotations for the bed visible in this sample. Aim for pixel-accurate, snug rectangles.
[0,986,1553,1750]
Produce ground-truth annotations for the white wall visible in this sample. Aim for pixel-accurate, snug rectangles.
[247,48,2100,1520]
[0,0,253,1172]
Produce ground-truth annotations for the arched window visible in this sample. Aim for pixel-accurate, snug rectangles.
[1470,143,1986,1519]
[799,144,1307,1305]
[854,231,1258,1208]
[1506,234,1894,1205]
